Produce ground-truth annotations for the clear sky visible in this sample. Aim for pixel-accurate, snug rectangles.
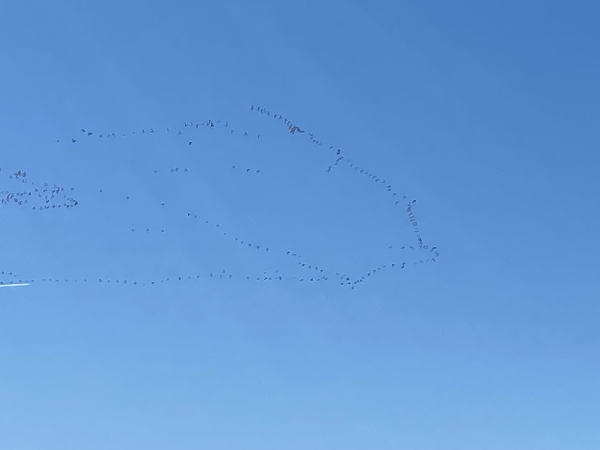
[0,1,598,449]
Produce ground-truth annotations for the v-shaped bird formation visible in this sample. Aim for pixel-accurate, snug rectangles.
[1,106,440,291]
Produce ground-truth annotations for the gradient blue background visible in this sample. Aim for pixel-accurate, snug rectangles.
[1,1,598,449]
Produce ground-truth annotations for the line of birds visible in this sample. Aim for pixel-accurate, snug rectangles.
[185,212,272,252]
[185,209,436,289]
[0,250,439,290]
[56,108,425,249]
[186,208,438,289]
[250,105,430,248]
[0,271,329,287]
[59,118,261,146]
[51,111,424,247]
[56,108,407,212]
[0,271,18,278]
[2,108,439,289]
[1,170,437,288]
[406,200,424,249]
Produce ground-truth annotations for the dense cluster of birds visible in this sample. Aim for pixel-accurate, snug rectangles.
[0,169,78,210]
[1,106,439,290]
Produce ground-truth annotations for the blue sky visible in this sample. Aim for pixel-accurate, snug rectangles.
[0,1,598,449]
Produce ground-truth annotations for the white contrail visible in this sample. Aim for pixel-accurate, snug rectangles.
[0,283,30,288]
